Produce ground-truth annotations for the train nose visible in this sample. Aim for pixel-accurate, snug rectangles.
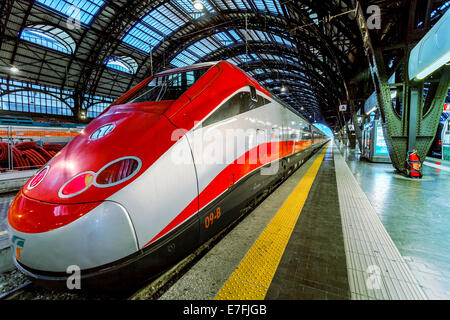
[8,193,139,273]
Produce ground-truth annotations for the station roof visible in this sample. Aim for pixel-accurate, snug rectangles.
[1,0,449,128]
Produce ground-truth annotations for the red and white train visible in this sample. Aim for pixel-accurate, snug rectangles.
[8,61,328,290]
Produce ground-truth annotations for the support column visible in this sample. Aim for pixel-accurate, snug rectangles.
[352,112,363,152]
[355,2,450,175]
[346,123,356,149]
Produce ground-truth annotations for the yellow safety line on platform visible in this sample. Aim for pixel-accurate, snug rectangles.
[215,143,330,300]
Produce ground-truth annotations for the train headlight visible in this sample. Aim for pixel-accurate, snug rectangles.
[27,166,49,190]
[59,171,95,198]
[94,156,141,188]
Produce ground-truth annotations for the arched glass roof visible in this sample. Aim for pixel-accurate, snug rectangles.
[217,0,283,14]
[121,0,287,54]
[20,25,76,54]
[35,0,106,25]
[171,37,221,67]
[169,29,295,68]
[3,0,449,128]
[122,1,217,53]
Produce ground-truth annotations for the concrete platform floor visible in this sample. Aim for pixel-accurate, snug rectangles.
[160,145,328,300]
[0,193,15,250]
[161,142,447,300]
[341,145,450,299]
[1,142,448,300]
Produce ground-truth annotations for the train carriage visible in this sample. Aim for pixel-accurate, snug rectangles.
[8,61,328,290]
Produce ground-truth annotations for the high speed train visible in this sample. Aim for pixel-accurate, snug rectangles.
[8,61,328,291]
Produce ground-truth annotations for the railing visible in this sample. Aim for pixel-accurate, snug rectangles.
[0,125,83,172]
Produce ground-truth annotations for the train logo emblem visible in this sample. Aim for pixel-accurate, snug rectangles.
[90,123,115,140]
[11,235,25,260]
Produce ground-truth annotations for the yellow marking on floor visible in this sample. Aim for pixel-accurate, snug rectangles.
[215,143,330,300]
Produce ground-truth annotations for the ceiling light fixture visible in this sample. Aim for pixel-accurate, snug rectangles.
[10,66,19,73]
[193,0,204,11]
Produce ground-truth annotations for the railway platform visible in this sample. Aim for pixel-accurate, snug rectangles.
[0,171,32,273]
[159,141,450,300]
[0,170,35,194]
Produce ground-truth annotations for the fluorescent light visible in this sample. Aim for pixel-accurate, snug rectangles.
[366,106,377,115]
[409,9,450,80]
[193,0,204,11]
[416,51,450,79]
[10,66,19,73]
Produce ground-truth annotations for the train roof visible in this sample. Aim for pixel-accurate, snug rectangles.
[154,62,328,137]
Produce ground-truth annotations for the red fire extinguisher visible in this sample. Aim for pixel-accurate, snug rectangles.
[406,149,422,178]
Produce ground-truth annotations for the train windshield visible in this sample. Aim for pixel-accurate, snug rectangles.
[127,68,209,104]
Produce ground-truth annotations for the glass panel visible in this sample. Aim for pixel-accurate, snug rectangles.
[202,93,242,127]
[126,68,209,103]
[174,0,216,16]
[20,25,75,54]
[203,91,270,127]
[0,77,113,118]
[35,0,105,25]
[105,56,138,74]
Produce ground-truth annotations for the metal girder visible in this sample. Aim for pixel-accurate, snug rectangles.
[0,0,404,128]
[371,50,450,173]
[254,72,330,101]
[139,10,349,80]
[0,0,14,51]
[260,79,331,107]
[241,60,340,94]
[198,41,343,90]
[242,60,341,117]
[285,1,358,68]
[355,1,450,174]
[71,0,167,119]
[139,11,288,76]
[241,60,342,103]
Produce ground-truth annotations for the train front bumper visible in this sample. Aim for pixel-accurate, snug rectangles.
[9,200,139,275]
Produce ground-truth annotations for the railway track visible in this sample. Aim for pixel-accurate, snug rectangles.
[0,281,33,300]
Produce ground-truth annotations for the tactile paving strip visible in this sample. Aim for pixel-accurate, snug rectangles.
[215,144,329,300]
[333,143,427,300]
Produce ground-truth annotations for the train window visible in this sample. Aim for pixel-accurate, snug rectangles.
[126,68,209,104]
[202,91,270,127]
[95,157,142,187]
[202,93,242,127]
[240,93,270,114]
[250,95,270,111]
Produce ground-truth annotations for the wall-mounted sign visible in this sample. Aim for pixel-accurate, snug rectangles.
[339,104,347,111]
[375,124,389,156]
